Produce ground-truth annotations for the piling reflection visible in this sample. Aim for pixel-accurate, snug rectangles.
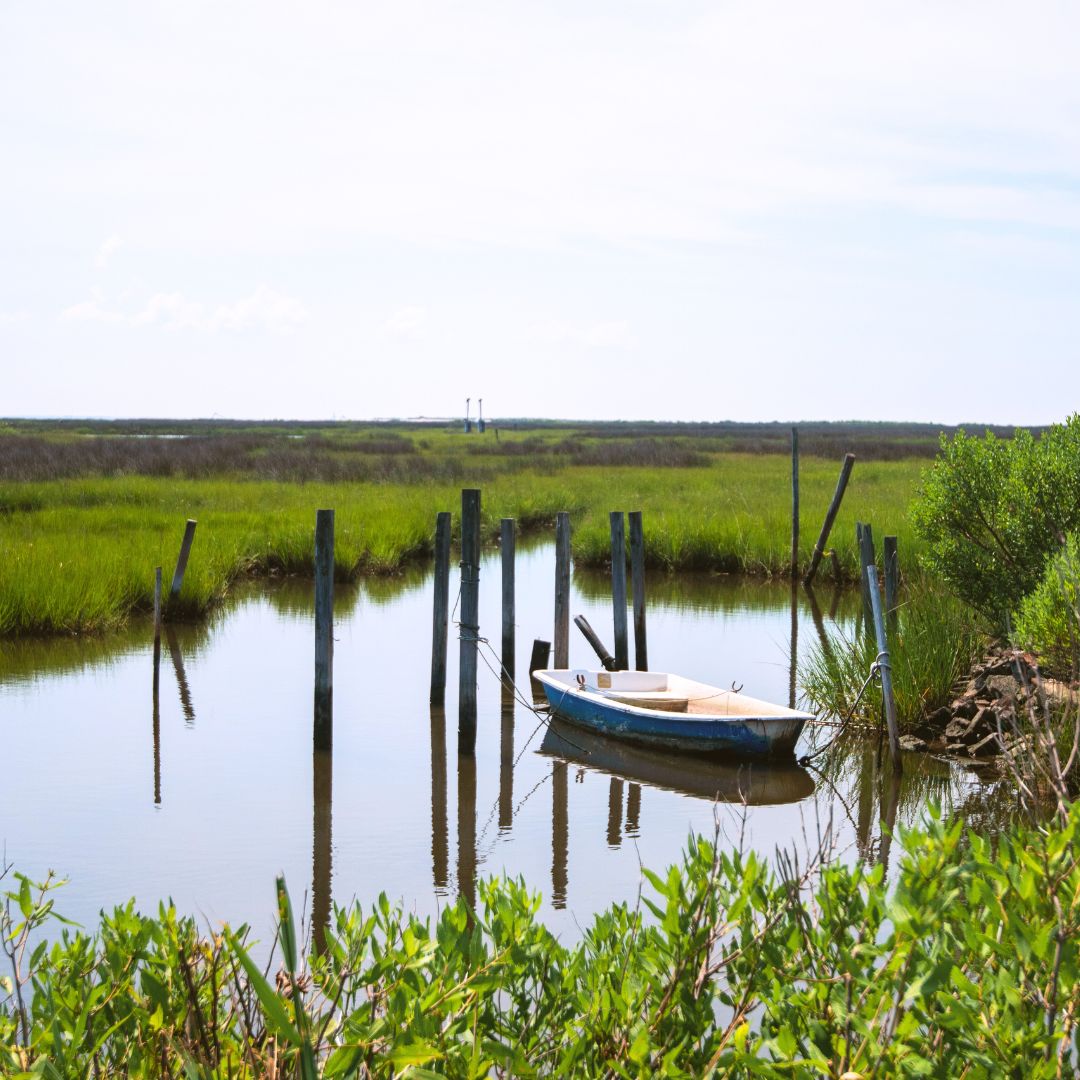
[551,761,568,909]
[312,749,333,954]
[499,683,515,833]
[803,582,835,664]
[789,582,798,711]
[165,626,196,727]
[429,706,449,892]
[152,644,162,806]
[626,783,641,837]
[540,721,816,806]
[456,752,477,911]
[606,777,624,848]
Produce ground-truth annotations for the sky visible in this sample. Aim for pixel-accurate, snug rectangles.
[2,1,1079,424]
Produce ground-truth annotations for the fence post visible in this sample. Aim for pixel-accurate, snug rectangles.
[609,511,628,670]
[314,509,334,752]
[628,511,648,670]
[170,519,197,598]
[501,518,516,679]
[803,454,856,586]
[858,522,876,631]
[458,489,481,754]
[554,512,571,668]
[430,512,452,704]
[866,565,903,774]
[791,427,799,579]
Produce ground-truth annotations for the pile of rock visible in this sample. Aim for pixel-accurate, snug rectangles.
[900,646,1044,759]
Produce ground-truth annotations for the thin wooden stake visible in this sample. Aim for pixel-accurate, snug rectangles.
[866,565,903,774]
[628,511,648,671]
[170,519,197,598]
[501,518,516,678]
[430,511,452,705]
[803,454,856,586]
[859,522,876,632]
[791,427,799,579]
[458,489,481,754]
[314,509,334,752]
[609,511,628,670]
[554,512,571,668]
[883,535,900,621]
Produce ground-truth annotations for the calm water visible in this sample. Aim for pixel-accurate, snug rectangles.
[1,544,1010,942]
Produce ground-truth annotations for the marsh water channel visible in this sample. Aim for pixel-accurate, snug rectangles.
[2,543,1012,944]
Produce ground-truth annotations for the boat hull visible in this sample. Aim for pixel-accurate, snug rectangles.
[535,669,809,759]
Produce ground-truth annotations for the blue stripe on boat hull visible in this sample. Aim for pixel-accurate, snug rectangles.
[542,687,805,758]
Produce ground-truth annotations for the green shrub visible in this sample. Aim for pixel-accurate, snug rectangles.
[6,805,1080,1076]
[1015,532,1080,677]
[910,415,1080,625]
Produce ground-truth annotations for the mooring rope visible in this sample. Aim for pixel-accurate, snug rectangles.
[798,651,889,766]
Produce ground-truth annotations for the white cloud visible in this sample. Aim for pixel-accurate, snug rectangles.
[61,286,308,332]
[383,306,428,339]
[94,234,123,270]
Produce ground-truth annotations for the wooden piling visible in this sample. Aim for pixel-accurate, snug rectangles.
[859,522,876,631]
[866,565,902,774]
[803,454,856,586]
[628,511,648,671]
[529,638,552,675]
[554,512,571,668]
[314,509,334,752]
[791,427,799,579]
[169,519,197,598]
[609,511,628,670]
[501,518,516,678]
[458,489,481,755]
[430,512,452,705]
[574,615,617,672]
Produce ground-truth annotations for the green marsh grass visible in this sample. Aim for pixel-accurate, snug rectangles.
[799,582,986,730]
[1,438,928,636]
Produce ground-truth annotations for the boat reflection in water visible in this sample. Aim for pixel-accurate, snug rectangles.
[539,720,816,806]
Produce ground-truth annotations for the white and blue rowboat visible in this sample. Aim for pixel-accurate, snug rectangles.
[533,669,813,759]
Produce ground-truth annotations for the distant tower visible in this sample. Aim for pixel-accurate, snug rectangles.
[464,397,472,434]
[478,398,485,434]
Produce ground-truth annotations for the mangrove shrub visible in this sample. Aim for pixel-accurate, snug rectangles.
[911,415,1080,624]
[1015,531,1080,677]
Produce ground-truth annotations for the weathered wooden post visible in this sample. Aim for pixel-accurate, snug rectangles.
[866,565,902,774]
[152,566,162,698]
[788,582,798,711]
[803,454,856,586]
[859,522,876,631]
[883,535,900,623]
[430,511,452,705]
[791,427,799,579]
[609,511,628,670]
[574,615,617,671]
[530,638,551,674]
[314,509,334,752]
[501,518,516,678]
[628,511,648,670]
[458,489,481,754]
[554,512,571,668]
[170,519,197,598]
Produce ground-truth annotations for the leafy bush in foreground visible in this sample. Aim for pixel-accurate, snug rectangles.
[4,803,1080,1077]
[911,415,1080,625]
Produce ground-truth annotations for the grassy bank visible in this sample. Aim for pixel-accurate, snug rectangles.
[4,805,1079,1076]
[0,445,924,635]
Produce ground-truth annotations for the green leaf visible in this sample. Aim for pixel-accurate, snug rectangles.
[388,1041,444,1068]
[225,929,301,1045]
